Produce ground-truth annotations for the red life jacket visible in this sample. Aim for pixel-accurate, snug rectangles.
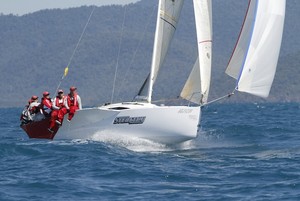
[55,96,65,108]
[67,93,78,108]
[41,97,52,114]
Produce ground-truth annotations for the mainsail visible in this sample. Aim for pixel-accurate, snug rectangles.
[226,0,286,98]
[137,0,184,102]
[181,0,212,104]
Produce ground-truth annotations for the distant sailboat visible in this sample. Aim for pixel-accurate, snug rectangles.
[21,0,286,144]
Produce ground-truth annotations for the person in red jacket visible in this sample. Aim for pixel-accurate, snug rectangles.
[53,89,68,125]
[41,92,53,115]
[41,91,59,133]
[65,86,82,121]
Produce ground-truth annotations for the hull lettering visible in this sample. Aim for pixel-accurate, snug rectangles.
[113,116,146,124]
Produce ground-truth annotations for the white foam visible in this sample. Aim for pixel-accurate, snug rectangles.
[88,127,235,152]
[90,130,172,152]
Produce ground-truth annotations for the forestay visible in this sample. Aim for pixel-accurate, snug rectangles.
[226,0,286,98]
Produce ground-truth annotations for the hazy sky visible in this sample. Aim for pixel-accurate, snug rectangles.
[0,0,140,15]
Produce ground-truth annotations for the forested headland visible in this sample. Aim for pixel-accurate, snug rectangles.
[0,0,299,108]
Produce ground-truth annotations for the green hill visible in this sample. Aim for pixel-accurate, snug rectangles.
[0,0,299,108]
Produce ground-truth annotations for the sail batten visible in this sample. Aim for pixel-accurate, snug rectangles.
[226,0,286,98]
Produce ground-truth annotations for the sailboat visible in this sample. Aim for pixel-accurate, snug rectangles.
[21,0,286,144]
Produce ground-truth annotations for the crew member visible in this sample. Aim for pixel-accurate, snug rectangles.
[27,95,42,121]
[20,98,34,125]
[52,89,67,125]
[41,91,51,115]
[41,91,59,133]
[65,86,82,121]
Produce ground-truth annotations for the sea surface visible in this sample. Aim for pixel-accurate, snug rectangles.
[0,103,299,201]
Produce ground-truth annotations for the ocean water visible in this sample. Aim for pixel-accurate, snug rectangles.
[0,103,299,201]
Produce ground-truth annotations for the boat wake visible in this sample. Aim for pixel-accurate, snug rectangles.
[90,130,172,152]
[86,128,241,153]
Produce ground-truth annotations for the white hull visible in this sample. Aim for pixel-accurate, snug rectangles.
[55,102,201,144]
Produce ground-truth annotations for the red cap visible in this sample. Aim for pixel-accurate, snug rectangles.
[31,95,38,100]
[43,91,50,97]
[58,89,64,94]
[70,86,77,91]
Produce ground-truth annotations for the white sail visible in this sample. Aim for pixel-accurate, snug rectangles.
[181,0,212,104]
[180,58,201,104]
[137,0,184,102]
[226,0,286,98]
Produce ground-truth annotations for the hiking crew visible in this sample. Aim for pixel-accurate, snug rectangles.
[65,86,82,121]
[41,91,56,116]
[20,96,39,125]
[27,95,43,121]
[52,89,68,125]
[21,87,82,134]
[41,91,60,133]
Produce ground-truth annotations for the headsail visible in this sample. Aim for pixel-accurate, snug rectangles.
[180,0,212,104]
[226,0,286,98]
[136,0,184,102]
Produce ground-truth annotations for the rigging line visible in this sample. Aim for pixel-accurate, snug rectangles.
[116,4,157,100]
[202,89,236,107]
[151,96,182,103]
[54,6,96,94]
[111,5,127,103]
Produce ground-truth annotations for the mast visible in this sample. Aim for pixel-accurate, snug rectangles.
[147,1,163,103]
[137,0,184,103]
